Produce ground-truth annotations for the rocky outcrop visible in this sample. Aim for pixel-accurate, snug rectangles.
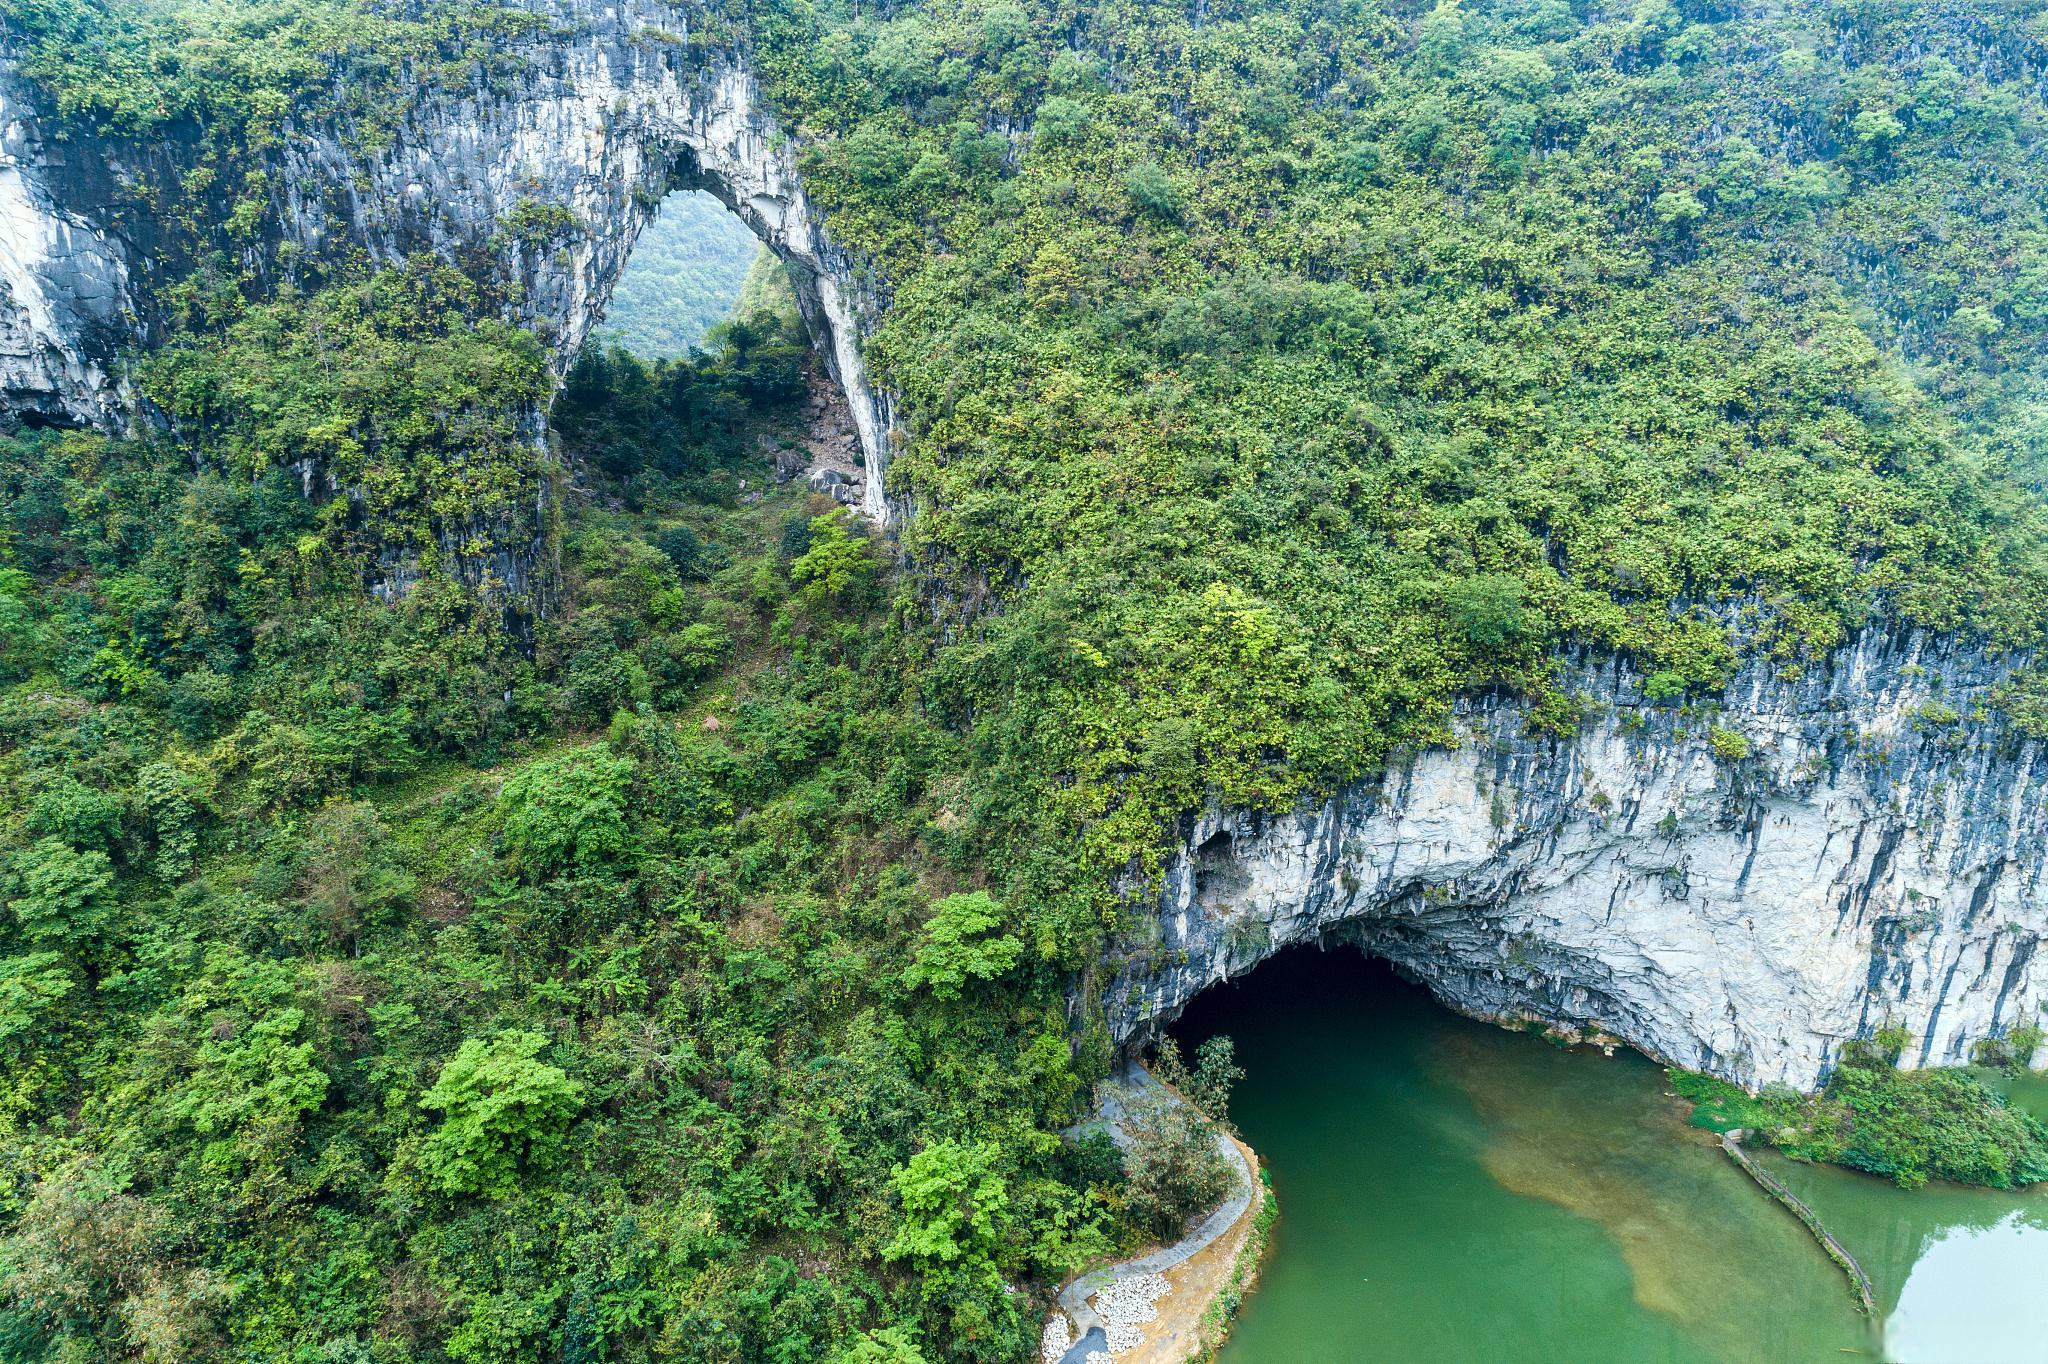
[9,3,2042,1099]
[0,75,132,429]
[1112,625,2048,1090]
[0,0,898,589]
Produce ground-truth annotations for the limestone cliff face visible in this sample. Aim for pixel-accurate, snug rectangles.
[1113,625,2047,1090]
[0,0,897,592]
[0,75,133,429]
[252,7,896,522]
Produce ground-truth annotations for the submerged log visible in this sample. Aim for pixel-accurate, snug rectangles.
[1720,1131,1880,1319]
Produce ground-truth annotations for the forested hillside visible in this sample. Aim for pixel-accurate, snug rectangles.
[2,0,2048,1361]
[593,191,766,359]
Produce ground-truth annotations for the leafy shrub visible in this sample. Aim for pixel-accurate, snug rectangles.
[789,511,879,608]
[657,525,706,577]
[778,512,814,561]
[133,762,201,880]
[166,665,236,740]
[497,746,637,878]
[1033,95,1090,146]
[840,1327,932,1364]
[0,952,74,1052]
[1154,1035,1244,1123]
[26,778,123,852]
[141,261,549,570]
[1446,574,1529,653]
[1123,160,1180,220]
[1120,1085,1237,1240]
[1824,1064,2048,1189]
[1672,1055,2048,1188]
[903,891,1023,1000]
[882,1139,1011,1267]
[1708,727,1751,761]
[1643,671,1688,703]
[6,838,115,951]
[419,1031,584,1198]
[296,802,416,945]
[643,622,730,704]
[168,1006,330,1174]
[500,197,580,247]
[841,125,912,188]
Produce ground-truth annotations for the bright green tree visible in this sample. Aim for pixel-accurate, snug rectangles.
[903,892,1023,1001]
[497,746,637,878]
[419,1031,584,1198]
[167,1006,330,1174]
[882,1139,1011,1268]
[790,510,878,608]
[7,838,116,951]
[0,953,73,1052]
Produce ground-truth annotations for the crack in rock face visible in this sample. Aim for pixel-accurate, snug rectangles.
[0,0,897,525]
[1111,624,2048,1091]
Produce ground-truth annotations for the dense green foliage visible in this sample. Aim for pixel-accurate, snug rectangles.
[594,192,770,360]
[142,261,552,584]
[0,327,1139,1362]
[1673,1039,2048,1189]
[555,313,811,493]
[9,0,534,145]
[749,0,2048,900]
[1120,1037,1243,1239]
[5,0,2048,1359]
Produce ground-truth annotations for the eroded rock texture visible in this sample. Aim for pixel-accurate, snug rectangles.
[1113,625,2047,1089]
[249,22,897,521]
[5,3,2041,1093]
[0,76,132,428]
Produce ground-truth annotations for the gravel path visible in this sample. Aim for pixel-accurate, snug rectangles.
[1048,1063,1256,1364]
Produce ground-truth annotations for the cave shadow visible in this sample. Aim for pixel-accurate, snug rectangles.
[1166,941,1438,1068]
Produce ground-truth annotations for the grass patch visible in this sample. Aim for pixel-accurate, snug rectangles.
[1671,1044,2048,1189]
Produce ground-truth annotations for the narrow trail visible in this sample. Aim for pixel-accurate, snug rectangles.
[1719,1132,1880,1319]
[1052,1064,1258,1364]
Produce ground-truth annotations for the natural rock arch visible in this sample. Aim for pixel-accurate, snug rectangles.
[10,4,2047,1098]
[0,1,896,517]
[616,73,898,524]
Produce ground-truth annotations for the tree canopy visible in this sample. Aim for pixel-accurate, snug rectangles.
[2,0,2048,1359]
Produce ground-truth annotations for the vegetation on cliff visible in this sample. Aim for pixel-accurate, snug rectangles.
[3,0,2048,1360]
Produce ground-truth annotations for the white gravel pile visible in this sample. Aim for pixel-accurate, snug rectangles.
[1039,1315,1072,1363]
[1092,1272,1169,1353]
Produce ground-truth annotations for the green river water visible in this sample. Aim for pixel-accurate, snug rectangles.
[1171,948,2048,1364]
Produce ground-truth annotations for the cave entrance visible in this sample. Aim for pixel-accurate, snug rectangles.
[1158,944,1880,1361]
[1169,942,1407,1067]
[594,189,797,361]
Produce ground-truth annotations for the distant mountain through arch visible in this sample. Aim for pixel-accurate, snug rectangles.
[593,189,767,360]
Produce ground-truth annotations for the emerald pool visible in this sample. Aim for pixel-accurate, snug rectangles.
[1171,947,2048,1364]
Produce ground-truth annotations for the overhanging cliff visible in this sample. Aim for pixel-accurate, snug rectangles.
[1112,622,2047,1090]
[5,0,2044,1100]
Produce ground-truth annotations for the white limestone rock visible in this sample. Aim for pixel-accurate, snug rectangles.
[1,0,899,522]
[1113,624,2048,1091]
[0,75,131,427]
